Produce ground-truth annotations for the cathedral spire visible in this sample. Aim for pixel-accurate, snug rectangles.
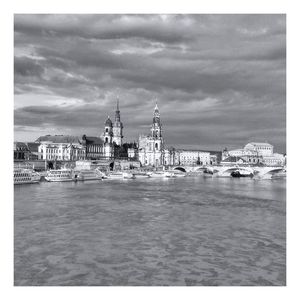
[112,97,123,146]
[117,97,119,112]
[115,97,120,122]
[153,100,160,124]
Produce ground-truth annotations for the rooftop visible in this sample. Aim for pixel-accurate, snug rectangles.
[245,142,273,147]
[36,135,82,144]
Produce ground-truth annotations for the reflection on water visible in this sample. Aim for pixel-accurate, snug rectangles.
[14,177,286,286]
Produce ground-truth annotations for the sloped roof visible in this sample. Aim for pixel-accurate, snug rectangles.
[222,156,246,163]
[85,136,104,145]
[245,142,273,147]
[36,135,82,144]
[14,142,28,151]
[26,142,40,152]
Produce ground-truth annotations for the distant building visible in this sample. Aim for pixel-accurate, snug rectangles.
[222,142,285,166]
[14,142,41,160]
[175,149,210,166]
[244,142,273,156]
[137,103,213,167]
[101,100,124,158]
[36,135,85,161]
[14,142,28,160]
[82,135,105,160]
[221,156,248,165]
[210,154,218,165]
[262,153,285,166]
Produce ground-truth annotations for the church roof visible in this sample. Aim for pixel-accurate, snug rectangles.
[84,136,104,145]
[35,135,82,144]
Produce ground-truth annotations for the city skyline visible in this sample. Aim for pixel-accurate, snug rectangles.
[14,14,286,152]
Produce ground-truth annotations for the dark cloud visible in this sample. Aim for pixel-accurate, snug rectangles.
[14,14,286,152]
[14,56,44,77]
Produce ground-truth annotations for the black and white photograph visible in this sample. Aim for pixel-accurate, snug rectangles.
[13,13,286,286]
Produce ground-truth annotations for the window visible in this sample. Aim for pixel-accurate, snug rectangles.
[106,128,108,133]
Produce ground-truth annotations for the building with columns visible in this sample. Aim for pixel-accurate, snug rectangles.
[221,142,285,166]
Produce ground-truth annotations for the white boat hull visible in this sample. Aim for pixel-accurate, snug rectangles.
[133,174,150,178]
[14,169,41,185]
[14,180,40,185]
[45,177,74,182]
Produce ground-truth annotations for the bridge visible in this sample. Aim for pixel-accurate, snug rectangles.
[170,165,209,173]
[170,164,286,178]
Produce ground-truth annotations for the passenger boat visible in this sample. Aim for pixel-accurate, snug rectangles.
[74,169,104,181]
[45,169,73,182]
[14,168,41,185]
[132,172,150,179]
[123,172,135,179]
[172,170,186,177]
[106,172,126,179]
[148,171,171,178]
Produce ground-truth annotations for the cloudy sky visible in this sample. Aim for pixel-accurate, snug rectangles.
[14,14,286,152]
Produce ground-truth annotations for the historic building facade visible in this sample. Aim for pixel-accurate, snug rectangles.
[101,100,124,158]
[221,142,285,166]
[37,135,85,161]
[138,103,165,166]
[14,142,42,160]
[137,103,211,167]
[174,150,210,166]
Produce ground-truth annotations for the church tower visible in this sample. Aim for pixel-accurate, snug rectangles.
[150,102,164,166]
[112,98,123,146]
[151,102,162,139]
[103,116,113,158]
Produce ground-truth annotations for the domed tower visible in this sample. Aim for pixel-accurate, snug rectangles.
[103,116,113,144]
[112,99,123,146]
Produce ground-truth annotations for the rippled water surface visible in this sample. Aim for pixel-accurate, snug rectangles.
[14,176,286,286]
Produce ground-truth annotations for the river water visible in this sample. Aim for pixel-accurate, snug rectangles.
[14,176,286,286]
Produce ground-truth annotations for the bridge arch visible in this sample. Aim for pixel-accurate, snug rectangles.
[195,167,207,172]
[174,167,187,172]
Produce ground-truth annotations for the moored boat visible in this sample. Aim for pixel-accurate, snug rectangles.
[106,172,134,179]
[45,169,73,182]
[132,172,150,179]
[14,168,41,185]
[74,169,104,181]
[148,171,172,178]
[172,170,186,177]
[123,172,135,179]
